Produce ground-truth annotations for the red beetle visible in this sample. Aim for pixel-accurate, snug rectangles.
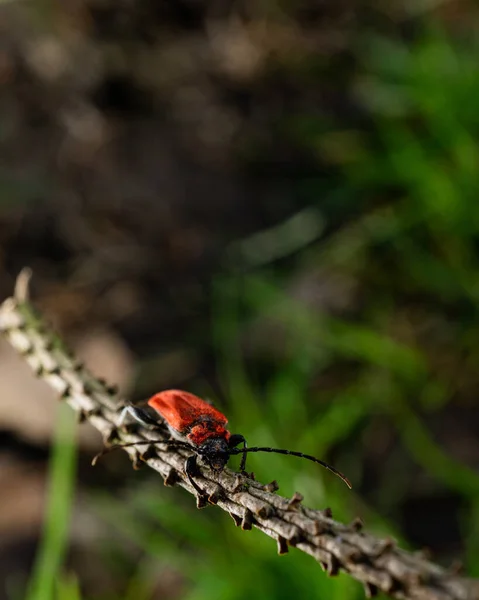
[95,390,352,503]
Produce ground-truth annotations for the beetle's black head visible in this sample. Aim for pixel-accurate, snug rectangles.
[199,437,230,472]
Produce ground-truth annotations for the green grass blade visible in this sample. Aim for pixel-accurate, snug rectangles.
[55,572,82,600]
[391,397,479,498]
[26,403,78,600]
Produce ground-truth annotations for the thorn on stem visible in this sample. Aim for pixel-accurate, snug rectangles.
[15,268,33,302]
[277,536,288,555]
[61,384,72,399]
[119,422,138,434]
[83,383,93,395]
[312,520,330,536]
[105,429,119,444]
[139,445,157,461]
[345,548,362,563]
[76,411,87,423]
[287,492,303,511]
[262,480,279,493]
[350,517,363,532]
[241,509,254,530]
[448,560,464,575]
[229,512,242,527]
[140,445,157,462]
[132,454,144,470]
[385,575,401,593]
[196,494,209,509]
[232,476,244,493]
[326,554,340,577]
[163,469,179,487]
[375,537,395,557]
[364,582,378,598]
[19,344,34,357]
[44,339,55,352]
[34,364,45,377]
[415,547,432,561]
[288,529,304,547]
[208,490,220,505]
[255,503,274,519]
[86,408,101,418]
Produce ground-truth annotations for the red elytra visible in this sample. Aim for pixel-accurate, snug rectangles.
[148,390,230,446]
[93,389,352,506]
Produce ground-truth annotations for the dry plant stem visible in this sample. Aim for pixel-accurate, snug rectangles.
[1,270,478,600]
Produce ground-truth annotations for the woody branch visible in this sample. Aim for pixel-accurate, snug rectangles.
[1,269,478,600]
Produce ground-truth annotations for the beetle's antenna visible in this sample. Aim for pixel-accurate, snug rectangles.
[92,439,193,465]
[228,446,352,489]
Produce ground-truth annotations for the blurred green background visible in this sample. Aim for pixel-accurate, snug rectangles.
[0,1,479,599]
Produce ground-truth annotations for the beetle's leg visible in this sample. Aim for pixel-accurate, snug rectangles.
[229,433,248,474]
[185,455,209,507]
[119,404,160,428]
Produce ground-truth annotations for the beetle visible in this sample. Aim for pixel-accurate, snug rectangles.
[94,389,352,503]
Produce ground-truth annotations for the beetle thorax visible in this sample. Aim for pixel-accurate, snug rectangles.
[187,419,230,446]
